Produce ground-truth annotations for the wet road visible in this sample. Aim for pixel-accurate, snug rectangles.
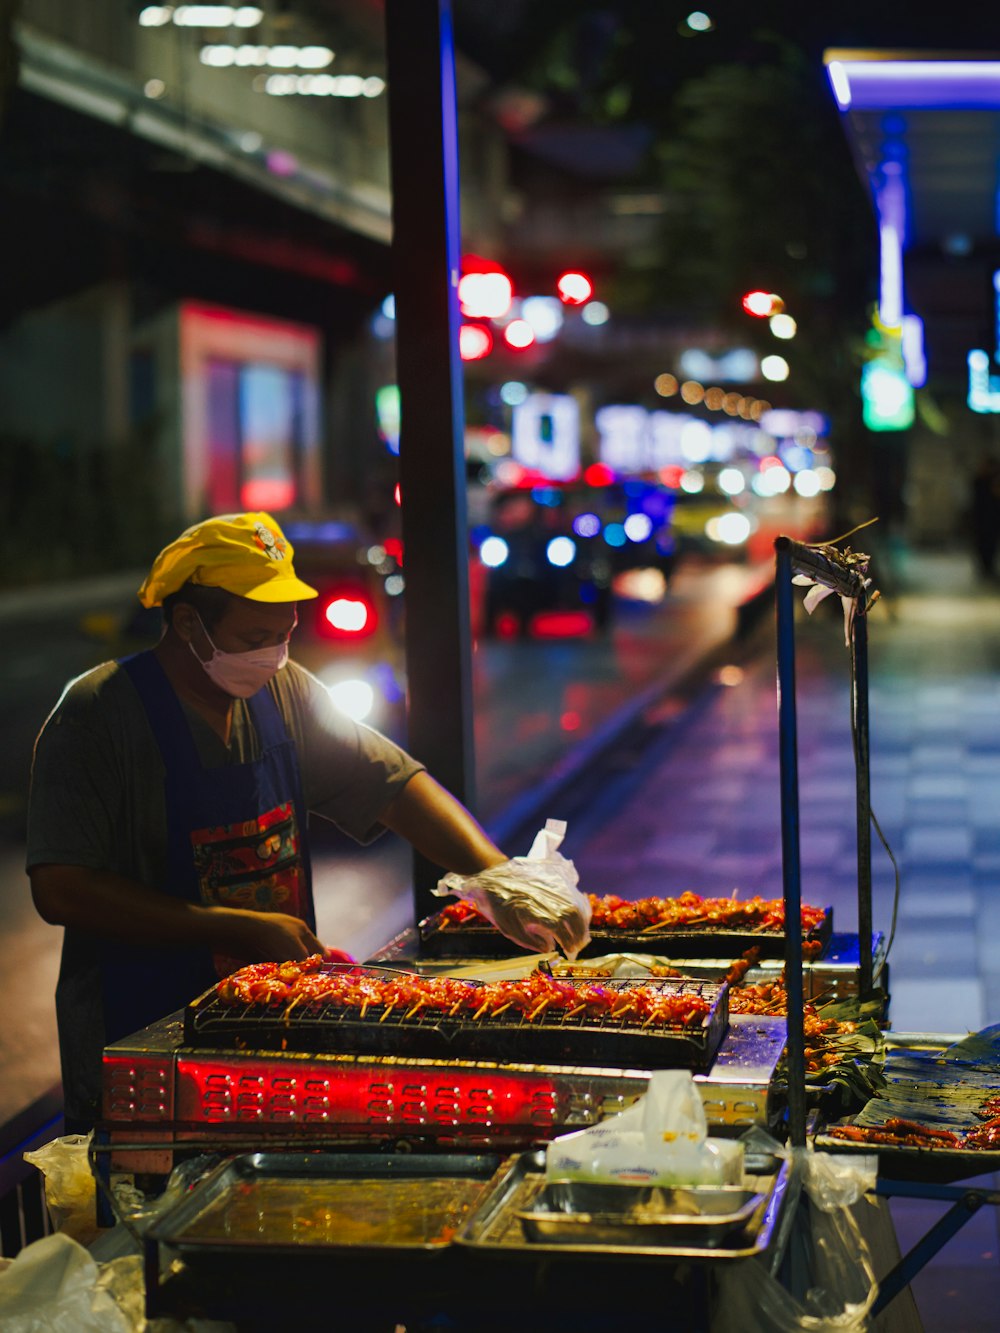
[0,558,766,1122]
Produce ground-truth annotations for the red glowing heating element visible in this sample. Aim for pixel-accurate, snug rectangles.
[170,1056,565,1130]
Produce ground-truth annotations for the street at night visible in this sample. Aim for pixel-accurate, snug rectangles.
[5,1,1000,1326]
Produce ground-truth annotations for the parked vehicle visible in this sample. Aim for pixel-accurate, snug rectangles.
[474,478,676,638]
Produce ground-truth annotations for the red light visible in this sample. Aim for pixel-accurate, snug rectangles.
[174,1055,563,1132]
[495,612,521,639]
[458,272,513,320]
[584,462,615,487]
[531,610,593,638]
[658,464,684,489]
[561,710,582,731]
[383,537,403,563]
[460,324,493,361]
[503,319,535,349]
[742,290,777,317]
[240,478,296,510]
[318,590,377,639]
[394,484,401,506]
[556,271,593,305]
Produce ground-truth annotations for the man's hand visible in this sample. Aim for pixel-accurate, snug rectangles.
[30,863,326,961]
[224,909,325,962]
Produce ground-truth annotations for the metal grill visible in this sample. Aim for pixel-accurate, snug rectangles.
[418,908,833,961]
[184,970,730,1072]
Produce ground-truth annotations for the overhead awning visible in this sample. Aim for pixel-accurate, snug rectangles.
[824,51,1000,388]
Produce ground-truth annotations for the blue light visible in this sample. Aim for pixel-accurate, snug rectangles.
[368,660,405,704]
[500,380,529,406]
[968,348,1000,413]
[826,59,1000,112]
[623,513,653,542]
[531,486,563,508]
[778,442,813,473]
[546,536,576,567]
[573,512,601,538]
[902,314,927,387]
[603,523,627,548]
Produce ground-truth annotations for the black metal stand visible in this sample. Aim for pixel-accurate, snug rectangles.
[872,1178,1000,1315]
[773,536,874,1147]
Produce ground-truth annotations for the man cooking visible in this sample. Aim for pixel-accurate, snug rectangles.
[26,511,550,1131]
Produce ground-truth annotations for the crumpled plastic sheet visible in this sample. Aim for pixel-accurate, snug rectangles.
[0,1233,237,1332]
[23,1134,98,1247]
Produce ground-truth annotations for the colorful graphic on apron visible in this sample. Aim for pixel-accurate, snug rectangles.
[191,800,306,975]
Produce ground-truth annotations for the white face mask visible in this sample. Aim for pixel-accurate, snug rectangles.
[190,616,289,698]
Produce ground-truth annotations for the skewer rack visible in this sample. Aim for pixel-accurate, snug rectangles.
[773,534,876,1147]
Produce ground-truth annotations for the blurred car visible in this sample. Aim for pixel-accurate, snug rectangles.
[668,491,755,559]
[281,519,407,737]
[473,478,676,638]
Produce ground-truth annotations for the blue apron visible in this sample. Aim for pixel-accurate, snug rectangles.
[100,650,314,1042]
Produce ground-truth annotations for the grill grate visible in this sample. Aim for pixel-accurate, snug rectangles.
[184,969,730,1072]
[418,907,833,961]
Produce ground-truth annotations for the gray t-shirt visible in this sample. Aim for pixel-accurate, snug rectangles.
[26,655,423,1124]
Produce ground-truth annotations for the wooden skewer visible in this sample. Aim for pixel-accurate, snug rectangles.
[528,998,550,1022]
[379,1003,396,1023]
[491,1001,514,1017]
[404,1001,424,1020]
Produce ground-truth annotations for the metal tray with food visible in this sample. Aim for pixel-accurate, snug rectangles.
[814,1027,1000,1182]
[457,1149,790,1260]
[145,1150,503,1258]
[184,966,730,1072]
[516,1179,767,1247]
[419,900,833,962]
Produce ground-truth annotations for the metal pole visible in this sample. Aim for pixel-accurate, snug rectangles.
[385,0,477,921]
[774,536,806,1147]
[852,597,874,995]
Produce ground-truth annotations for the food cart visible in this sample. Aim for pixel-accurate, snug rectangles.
[80,532,1000,1330]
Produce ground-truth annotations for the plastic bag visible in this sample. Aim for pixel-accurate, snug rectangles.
[96,1253,236,1331]
[0,1233,129,1332]
[711,1149,877,1333]
[23,1133,97,1246]
[434,818,592,959]
[0,1233,236,1333]
[546,1070,743,1186]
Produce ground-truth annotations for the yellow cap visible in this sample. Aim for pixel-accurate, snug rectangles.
[138,512,319,608]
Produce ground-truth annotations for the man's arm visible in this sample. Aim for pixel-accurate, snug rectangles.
[378,771,508,873]
[30,863,324,961]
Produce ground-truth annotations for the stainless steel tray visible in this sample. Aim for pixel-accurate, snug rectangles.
[517,1180,765,1246]
[815,1029,1000,1183]
[457,1149,789,1259]
[146,1151,503,1256]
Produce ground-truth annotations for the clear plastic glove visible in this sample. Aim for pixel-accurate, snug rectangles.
[434,819,592,959]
